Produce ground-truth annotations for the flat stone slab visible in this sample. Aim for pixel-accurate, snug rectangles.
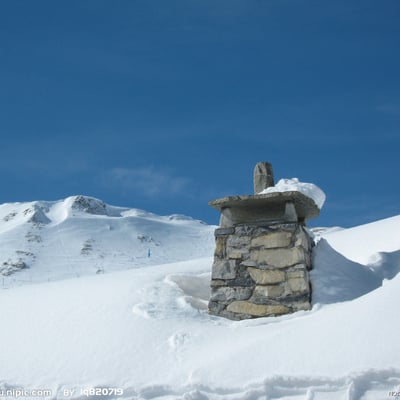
[209,191,320,221]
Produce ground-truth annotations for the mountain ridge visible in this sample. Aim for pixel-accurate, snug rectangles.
[0,195,216,287]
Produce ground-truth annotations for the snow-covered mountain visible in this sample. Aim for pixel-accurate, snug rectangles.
[1,198,400,400]
[0,195,216,287]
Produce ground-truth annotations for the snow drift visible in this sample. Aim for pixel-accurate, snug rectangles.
[259,177,326,210]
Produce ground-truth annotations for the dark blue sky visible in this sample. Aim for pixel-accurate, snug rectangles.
[1,0,399,227]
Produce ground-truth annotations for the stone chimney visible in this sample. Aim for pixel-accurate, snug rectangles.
[208,162,319,320]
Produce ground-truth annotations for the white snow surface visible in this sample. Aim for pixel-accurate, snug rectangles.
[0,196,400,400]
[259,178,326,209]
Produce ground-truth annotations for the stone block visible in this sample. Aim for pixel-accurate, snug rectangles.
[235,225,257,236]
[252,285,284,300]
[280,292,310,304]
[209,191,320,221]
[214,227,235,237]
[227,250,246,260]
[227,301,290,317]
[226,204,288,225]
[278,223,298,233]
[252,223,297,234]
[210,286,252,302]
[287,277,309,294]
[250,247,306,268]
[208,300,226,315]
[240,260,257,267]
[286,269,306,279]
[219,209,234,228]
[283,202,298,222]
[227,235,251,249]
[294,229,312,250]
[210,279,227,287]
[214,237,227,259]
[247,268,285,284]
[211,260,237,280]
[250,231,292,249]
[227,265,254,287]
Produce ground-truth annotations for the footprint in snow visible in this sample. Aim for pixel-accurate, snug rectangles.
[168,331,191,353]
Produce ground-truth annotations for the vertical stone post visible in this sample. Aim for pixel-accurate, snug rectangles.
[253,162,274,194]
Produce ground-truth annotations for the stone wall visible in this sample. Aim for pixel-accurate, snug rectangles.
[209,222,313,320]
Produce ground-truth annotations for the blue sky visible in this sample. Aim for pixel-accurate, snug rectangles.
[0,0,399,227]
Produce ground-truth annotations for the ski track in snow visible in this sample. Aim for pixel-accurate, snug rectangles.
[2,370,399,400]
[132,370,400,400]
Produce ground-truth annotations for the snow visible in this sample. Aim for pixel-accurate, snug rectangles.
[0,196,400,399]
[0,195,215,287]
[317,215,400,265]
[259,178,326,210]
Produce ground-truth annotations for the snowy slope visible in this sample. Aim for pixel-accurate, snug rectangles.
[1,204,400,399]
[318,215,400,265]
[0,196,215,288]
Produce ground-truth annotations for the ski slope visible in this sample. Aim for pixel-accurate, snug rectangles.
[0,197,399,399]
